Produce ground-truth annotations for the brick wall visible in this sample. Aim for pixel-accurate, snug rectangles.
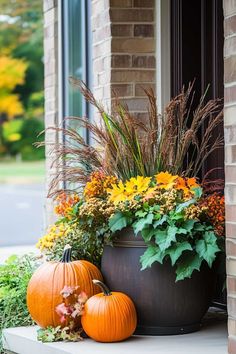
[43,0,59,225]
[92,0,156,115]
[224,0,236,352]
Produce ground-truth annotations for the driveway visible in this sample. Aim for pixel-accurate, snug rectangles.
[0,184,45,247]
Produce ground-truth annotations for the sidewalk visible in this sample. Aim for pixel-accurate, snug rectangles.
[0,245,39,264]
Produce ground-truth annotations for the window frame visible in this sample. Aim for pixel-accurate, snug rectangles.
[58,0,92,144]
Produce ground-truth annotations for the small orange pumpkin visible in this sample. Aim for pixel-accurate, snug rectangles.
[81,279,137,342]
[27,245,103,328]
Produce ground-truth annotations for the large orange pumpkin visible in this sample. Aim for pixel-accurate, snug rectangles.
[27,245,103,328]
[81,279,137,342]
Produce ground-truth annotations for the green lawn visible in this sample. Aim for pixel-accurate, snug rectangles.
[0,160,45,183]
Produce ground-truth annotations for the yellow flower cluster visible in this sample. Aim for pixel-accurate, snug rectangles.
[107,176,151,205]
[84,171,118,199]
[155,171,199,196]
[36,223,73,251]
[106,172,200,205]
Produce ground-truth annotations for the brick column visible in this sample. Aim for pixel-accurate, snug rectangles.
[224,1,236,353]
[92,0,156,116]
[43,0,59,226]
[92,0,112,107]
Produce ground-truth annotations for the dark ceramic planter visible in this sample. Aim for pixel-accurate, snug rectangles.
[101,228,216,335]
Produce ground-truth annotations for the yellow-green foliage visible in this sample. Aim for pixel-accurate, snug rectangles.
[0,56,28,118]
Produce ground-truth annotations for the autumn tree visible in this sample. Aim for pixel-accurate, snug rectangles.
[0,0,44,159]
[0,0,43,108]
[0,56,27,118]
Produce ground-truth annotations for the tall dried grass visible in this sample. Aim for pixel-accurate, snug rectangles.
[41,80,223,197]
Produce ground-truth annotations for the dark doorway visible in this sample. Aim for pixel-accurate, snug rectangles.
[170,0,224,183]
[170,0,226,308]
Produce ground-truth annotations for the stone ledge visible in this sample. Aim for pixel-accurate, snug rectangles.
[3,319,228,354]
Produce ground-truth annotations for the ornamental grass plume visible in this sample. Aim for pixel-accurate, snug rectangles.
[39,80,223,197]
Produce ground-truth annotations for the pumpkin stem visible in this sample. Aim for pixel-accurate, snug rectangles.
[61,245,72,263]
[93,279,111,296]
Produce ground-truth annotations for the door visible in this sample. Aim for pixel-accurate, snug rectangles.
[170,0,224,183]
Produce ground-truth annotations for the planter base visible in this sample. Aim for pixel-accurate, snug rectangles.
[101,229,216,336]
[135,323,201,336]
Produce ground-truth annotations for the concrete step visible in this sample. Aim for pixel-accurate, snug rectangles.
[2,320,228,354]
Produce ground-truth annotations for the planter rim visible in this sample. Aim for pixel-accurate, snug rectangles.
[113,227,146,248]
[113,238,147,248]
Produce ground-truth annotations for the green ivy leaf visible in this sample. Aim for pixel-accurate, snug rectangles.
[192,186,203,199]
[175,199,195,214]
[155,226,177,251]
[182,219,196,232]
[194,223,206,231]
[72,200,83,215]
[109,212,131,233]
[165,241,192,266]
[133,213,154,235]
[195,231,220,267]
[170,212,184,221]
[141,227,156,242]
[140,245,165,270]
[176,253,202,281]
[175,227,188,235]
[153,212,161,220]
[135,210,147,218]
[55,217,68,225]
[152,205,161,212]
[153,215,167,228]
[143,202,149,211]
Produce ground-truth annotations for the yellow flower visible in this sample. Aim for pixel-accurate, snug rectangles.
[175,177,200,198]
[125,176,151,196]
[84,171,118,199]
[107,176,151,205]
[156,172,178,189]
[107,181,127,204]
[187,177,199,190]
[175,177,189,195]
[36,222,74,251]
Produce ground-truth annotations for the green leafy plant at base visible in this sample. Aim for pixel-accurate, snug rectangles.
[0,254,41,353]
[43,226,104,267]
[37,326,83,343]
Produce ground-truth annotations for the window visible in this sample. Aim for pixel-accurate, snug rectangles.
[60,0,92,142]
